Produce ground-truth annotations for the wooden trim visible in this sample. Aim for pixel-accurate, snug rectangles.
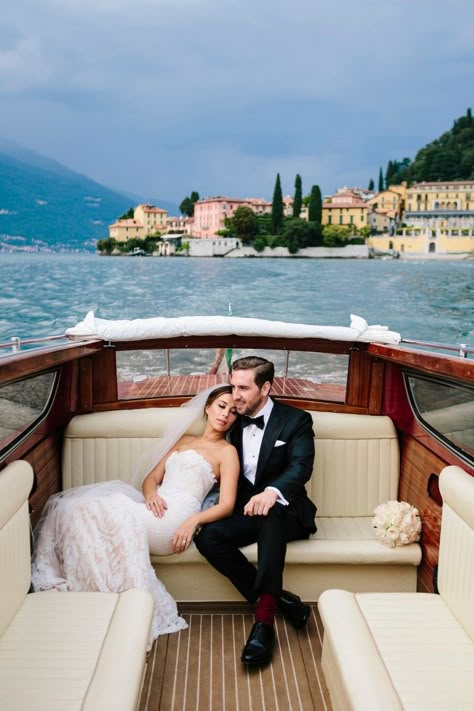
[92,348,118,404]
[368,359,385,414]
[346,348,371,408]
[112,335,361,354]
[368,343,473,384]
[0,341,103,385]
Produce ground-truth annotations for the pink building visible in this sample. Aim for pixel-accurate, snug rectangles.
[192,196,271,238]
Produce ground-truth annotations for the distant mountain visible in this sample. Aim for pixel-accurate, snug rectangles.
[0,139,179,252]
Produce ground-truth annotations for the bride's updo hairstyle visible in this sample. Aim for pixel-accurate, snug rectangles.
[204,384,233,416]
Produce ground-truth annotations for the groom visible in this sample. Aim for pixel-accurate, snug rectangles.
[195,356,317,666]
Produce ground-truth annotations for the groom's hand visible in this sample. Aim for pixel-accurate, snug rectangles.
[244,490,278,517]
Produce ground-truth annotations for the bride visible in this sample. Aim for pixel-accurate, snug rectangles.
[31,385,239,645]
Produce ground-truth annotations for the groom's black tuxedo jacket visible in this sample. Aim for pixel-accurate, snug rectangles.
[229,399,317,534]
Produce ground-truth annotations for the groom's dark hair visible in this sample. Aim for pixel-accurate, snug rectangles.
[231,356,274,388]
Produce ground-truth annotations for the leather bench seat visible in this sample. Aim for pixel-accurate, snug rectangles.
[62,408,421,601]
[319,466,474,711]
[0,461,154,711]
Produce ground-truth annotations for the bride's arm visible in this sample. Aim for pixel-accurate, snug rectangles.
[171,446,239,552]
[142,439,180,517]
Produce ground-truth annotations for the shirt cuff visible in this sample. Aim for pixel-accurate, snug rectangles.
[265,486,289,506]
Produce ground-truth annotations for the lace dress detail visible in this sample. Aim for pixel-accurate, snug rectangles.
[31,450,217,648]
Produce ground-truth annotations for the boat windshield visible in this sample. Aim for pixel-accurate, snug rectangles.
[115,347,349,403]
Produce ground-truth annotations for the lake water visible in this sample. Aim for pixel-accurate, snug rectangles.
[0,254,473,347]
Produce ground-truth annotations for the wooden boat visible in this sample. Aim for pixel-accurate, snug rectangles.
[0,314,472,710]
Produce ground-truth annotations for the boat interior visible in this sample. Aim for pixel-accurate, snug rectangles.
[0,325,473,710]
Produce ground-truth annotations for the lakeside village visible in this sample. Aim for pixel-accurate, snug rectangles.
[98,177,474,259]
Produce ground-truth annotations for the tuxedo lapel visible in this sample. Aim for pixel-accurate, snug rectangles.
[230,422,244,473]
[255,402,285,483]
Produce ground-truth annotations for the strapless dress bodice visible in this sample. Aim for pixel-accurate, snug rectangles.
[159,449,217,503]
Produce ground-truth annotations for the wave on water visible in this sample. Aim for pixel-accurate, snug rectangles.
[0,254,472,349]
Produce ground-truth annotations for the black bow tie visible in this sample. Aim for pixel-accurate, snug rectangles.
[241,414,265,430]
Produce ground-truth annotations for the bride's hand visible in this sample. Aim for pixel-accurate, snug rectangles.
[145,493,168,517]
[171,519,198,554]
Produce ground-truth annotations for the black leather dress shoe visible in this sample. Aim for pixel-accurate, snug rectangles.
[278,590,311,629]
[241,622,275,666]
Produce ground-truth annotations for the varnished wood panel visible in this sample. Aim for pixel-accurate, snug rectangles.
[368,359,385,415]
[369,343,473,385]
[92,348,118,404]
[78,358,93,412]
[346,348,371,408]
[24,435,62,527]
[0,341,102,385]
[399,434,448,593]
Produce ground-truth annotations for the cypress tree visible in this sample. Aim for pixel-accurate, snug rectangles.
[378,167,384,192]
[293,174,302,217]
[368,178,374,191]
[308,185,322,223]
[272,173,283,234]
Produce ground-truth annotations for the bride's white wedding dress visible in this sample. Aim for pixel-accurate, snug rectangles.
[32,449,217,646]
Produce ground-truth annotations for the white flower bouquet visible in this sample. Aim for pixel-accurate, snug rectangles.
[372,500,422,548]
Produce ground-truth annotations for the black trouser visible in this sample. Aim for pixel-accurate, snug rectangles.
[195,503,308,602]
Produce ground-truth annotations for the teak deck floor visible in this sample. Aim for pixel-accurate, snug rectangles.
[139,605,332,711]
[119,375,345,403]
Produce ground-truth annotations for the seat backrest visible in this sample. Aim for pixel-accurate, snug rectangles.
[438,465,474,641]
[62,409,205,489]
[0,460,34,636]
[63,409,399,518]
[309,412,399,517]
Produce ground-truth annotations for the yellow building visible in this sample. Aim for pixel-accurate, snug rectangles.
[108,219,145,243]
[369,181,474,255]
[367,186,406,221]
[322,190,369,230]
[108,204,168,243]
[134,204,167,234]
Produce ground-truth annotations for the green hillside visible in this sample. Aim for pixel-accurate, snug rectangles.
[0,144,178,251]
[384,108,474,187]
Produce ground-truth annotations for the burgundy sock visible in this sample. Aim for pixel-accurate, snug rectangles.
[255,593,277,626]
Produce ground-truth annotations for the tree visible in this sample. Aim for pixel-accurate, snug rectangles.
[378,167,384,192]
[230,206,258,243]
[308,185,322,223]
[179,191,200,217]
[282,218,322,248]
[179,197,194,217]
[256,214,273,235]
[322,224,352,247]
[368,178,374,191]
[293,174,302,217]
[96,237,116,254]
[271,173,283,234]
[118,207,134,220]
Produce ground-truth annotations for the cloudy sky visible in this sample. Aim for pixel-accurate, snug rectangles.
[1,0,473,205]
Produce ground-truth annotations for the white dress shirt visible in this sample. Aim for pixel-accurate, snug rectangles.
[242,399,289,506]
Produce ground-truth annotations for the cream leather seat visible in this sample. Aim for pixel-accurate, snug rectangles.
[0,461,154,711]
[319,465,474,711]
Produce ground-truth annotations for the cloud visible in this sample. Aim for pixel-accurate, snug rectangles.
[0,0,473,201]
